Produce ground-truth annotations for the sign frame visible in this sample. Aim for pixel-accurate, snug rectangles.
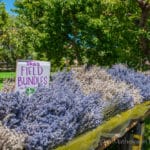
[15,60,50,94]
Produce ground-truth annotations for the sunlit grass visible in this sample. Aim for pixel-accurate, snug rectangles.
[0,72,15,79]
[0,72,15,89]
[0,82,3,89]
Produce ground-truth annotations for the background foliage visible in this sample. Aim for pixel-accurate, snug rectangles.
[0,0,150,70]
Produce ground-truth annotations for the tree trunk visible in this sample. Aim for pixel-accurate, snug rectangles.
[137,0,150,57]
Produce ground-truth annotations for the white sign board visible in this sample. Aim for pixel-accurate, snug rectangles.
[15,60,50,94]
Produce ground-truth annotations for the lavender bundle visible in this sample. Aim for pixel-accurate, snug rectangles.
[1,79,15,93]
[0,65,148,150]
[72,66,142,104]
[0,122,26,150]
[0,72,105,150]
[71,66,143,119]
[108,64,150,101]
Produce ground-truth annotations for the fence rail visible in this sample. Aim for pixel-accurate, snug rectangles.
[0,62,15,71]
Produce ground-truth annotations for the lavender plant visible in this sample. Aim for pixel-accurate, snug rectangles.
[0,92,21,122]
[0,72,105,150]
[108,64,150,100]
[0,121,26,150]
[71,66,140,120]
[72,66,141,105]
[0,65,148,150]
[1,79,15,93]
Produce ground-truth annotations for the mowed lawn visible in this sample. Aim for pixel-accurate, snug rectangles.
[0,72,15,89]
[0,83,2,89]
[0,72,16,78]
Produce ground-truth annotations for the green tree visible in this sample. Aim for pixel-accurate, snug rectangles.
[13,0,150,70]
[0,2,23,65]
[0,2,9,62]
[136,0,150,57]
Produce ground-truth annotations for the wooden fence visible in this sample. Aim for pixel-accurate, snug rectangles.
[0,62,15,71]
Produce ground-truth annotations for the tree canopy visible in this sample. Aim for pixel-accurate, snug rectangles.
[0,0,150,70]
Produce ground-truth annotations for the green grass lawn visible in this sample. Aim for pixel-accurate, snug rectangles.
[0,82,2,89]
[0,72,15,89]
[0,72,15,79]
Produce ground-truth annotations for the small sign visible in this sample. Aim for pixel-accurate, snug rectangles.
[15,60,50,94]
